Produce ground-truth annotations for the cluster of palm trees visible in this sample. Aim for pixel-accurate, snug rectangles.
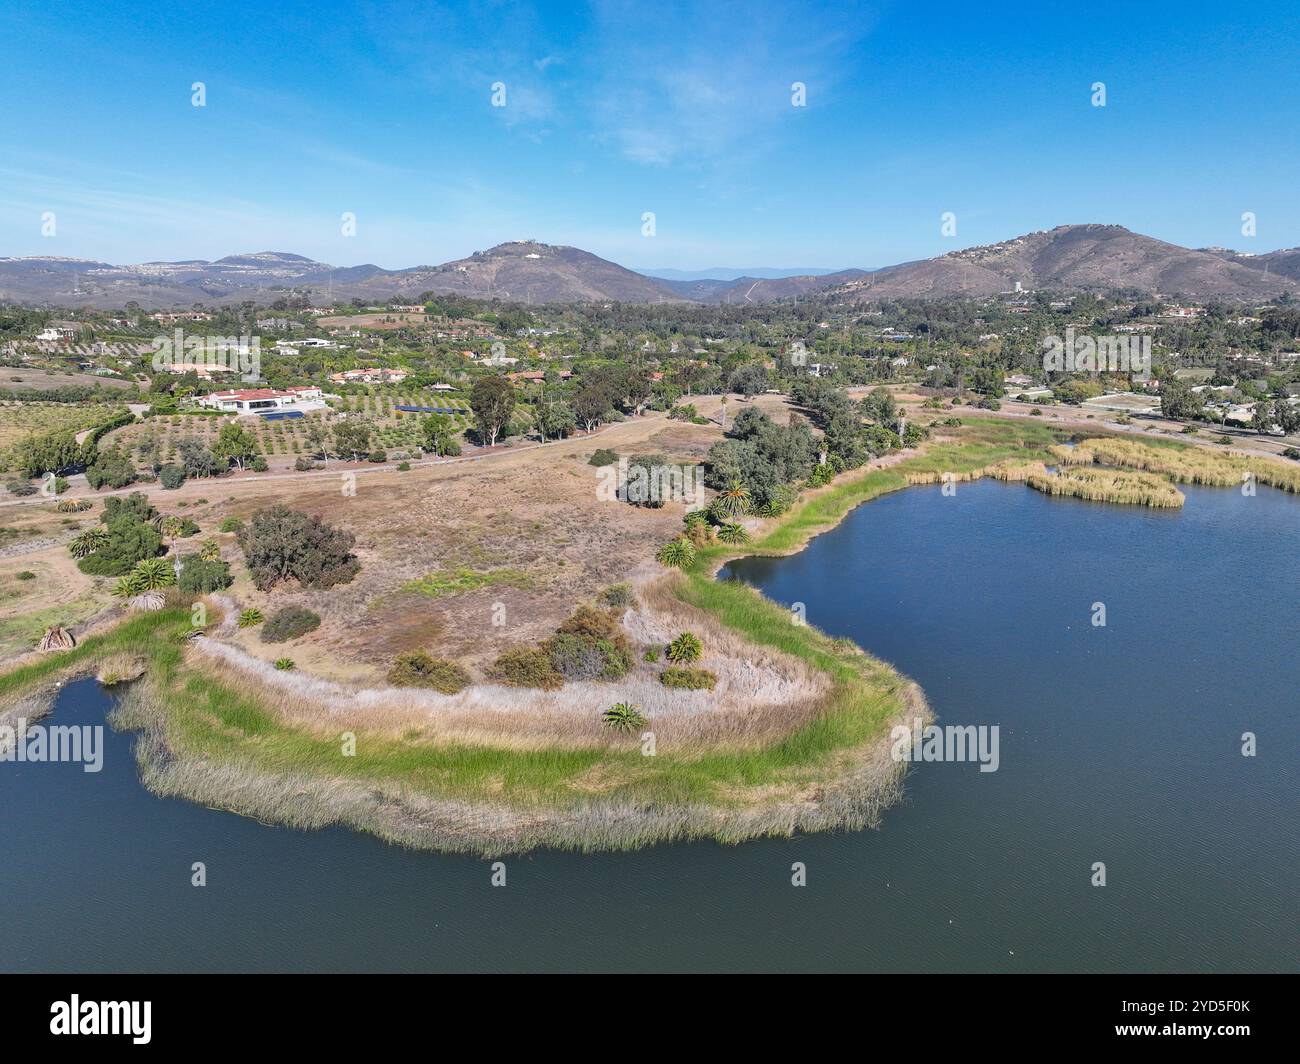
[111,558,175,608]
[655,481,756,569]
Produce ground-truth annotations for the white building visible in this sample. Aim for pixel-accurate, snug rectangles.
[198,385,324,413]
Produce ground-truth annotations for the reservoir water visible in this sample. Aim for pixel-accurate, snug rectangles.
[3,480,1296,972]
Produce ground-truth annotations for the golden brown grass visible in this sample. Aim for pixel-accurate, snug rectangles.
[1052,439,1300,493]
[1026,467,1185,507]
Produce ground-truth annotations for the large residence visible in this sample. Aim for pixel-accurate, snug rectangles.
[197,385,325,414]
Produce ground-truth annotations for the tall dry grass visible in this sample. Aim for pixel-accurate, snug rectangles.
[1053,439,1300,493]
[1026,467,1185,507]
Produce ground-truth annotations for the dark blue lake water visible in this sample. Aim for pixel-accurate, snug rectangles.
[2,479,1295,972]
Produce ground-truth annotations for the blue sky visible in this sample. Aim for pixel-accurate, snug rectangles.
[2,0,1298,270]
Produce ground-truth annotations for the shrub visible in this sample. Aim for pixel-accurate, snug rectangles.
[602,702,646,732]
[77,514,163,576]
[547,632,609,680]
[178,555,233,593]
[237,608,264,628]
[6,481,37,496]
[159,464,186,489]
[656,536,696,569]
[588,448,618,467]
[557,604,618,641]
[659,666,717,690]
[902,423,929,448]
[595,637,633,679]
[716,521,748,544]
[293,456,318,472]
[548,605,633,681]
[666,631,703,663]
[1283,447,1300,461]
[250,456,269,473]
[260,606,321,643]
[85,445,138,490]
[238,505,359,590]
[218,516,244,534]
[1030,408,1042,416]
[16,570,35,581]
[600,583,634,608]
[397,461,411,471]
[488,646,563,689]
[274,658,295,670]
[387,651,472,693]
[642,647,660,663]
[368,449,387,463]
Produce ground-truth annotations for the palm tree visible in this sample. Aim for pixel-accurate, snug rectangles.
[715,479,751,517]
[131,557,176,591]
[158,515,184,547]
[112,572,144,599]
[656,537,696,569]
[716,521,749,544]
[69,527,108,559]
[199,539,220,562]
[666,632,703,663]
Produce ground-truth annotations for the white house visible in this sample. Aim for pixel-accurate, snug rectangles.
[198,385,324,413]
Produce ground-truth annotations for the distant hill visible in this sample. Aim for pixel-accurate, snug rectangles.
[655,269,871,303]
[837,225,1300,301]
[0,243,680,307]
[369,241,681,304]
[638,266,853,281]
[3,226,1298,308]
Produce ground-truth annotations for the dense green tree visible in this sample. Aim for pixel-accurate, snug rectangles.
[212,422,261,470]
[728,363,768,400]
[85,444,137,490]
[535,401,576,441]
[237,505,359,590]
[470,376,516,447]
[332,419,372,461]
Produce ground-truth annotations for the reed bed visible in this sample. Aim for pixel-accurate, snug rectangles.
[987,460,1049,482]
[1026,467,1185,507]
[1054,439,1300,493]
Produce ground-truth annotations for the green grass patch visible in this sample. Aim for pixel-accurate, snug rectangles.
[403,567,534,598]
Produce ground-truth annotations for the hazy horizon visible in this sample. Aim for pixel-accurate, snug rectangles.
[2,0,1298,269]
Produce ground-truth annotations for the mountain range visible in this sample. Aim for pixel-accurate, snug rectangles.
[3,226,1299,308]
